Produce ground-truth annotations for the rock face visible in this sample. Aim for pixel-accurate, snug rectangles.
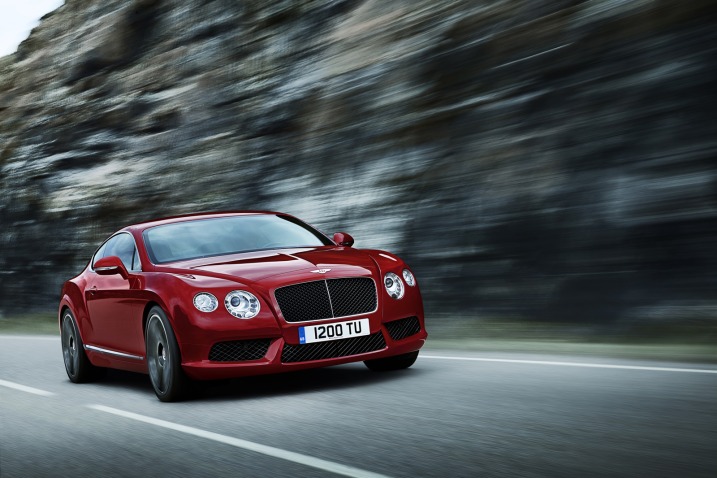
[1,0,716,324]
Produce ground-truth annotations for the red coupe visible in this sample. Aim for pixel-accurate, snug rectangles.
[59,211,427,401]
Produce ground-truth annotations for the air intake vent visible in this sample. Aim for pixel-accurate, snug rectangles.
[209,339,271,362]
[385,316,421,341]
[275,278,377,323]
[281,332,386,363]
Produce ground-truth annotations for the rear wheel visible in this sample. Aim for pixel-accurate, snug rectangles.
[145,307,189,402]
[364,350,419,371]
[61,311,104,382]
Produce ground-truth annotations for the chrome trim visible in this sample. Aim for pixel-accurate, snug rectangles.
[273,276,379,324]
[323,280,336,318]
[84,344,144,360]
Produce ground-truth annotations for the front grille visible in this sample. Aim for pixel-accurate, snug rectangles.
[281,332,386,363]
[326,278,376,318]
[385,316,421,341]
[275,280,333,323]
[209,339,271,362]
[275,277,377,323]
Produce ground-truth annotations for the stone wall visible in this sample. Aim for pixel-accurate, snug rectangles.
[1,0,715,324]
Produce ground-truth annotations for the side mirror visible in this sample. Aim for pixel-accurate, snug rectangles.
[94,256,129,279]
[333,232,354,247]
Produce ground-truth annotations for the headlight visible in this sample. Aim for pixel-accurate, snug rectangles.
[193,292,218,312]
[225,290,260,319]
[402,269,416,287]
[384,272,404,299]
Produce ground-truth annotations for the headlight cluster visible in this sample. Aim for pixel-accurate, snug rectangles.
[402,269,416,287]
[193,293,218,312]
[225,290,260,319]
[384,272,403,299]
[193,290,260,319]
[384,269,416,299]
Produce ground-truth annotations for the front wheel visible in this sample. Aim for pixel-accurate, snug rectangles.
[145,307,189,402]
[364,350,419,371]
[61,310,104,382]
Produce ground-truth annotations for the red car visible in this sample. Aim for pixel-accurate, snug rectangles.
[59,211,427,401]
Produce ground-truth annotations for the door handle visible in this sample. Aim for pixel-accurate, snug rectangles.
[89,286,98,295]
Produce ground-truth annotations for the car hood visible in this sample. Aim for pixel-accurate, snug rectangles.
[185,247,377,284]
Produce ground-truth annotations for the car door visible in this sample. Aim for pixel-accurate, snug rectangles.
[85,233,145,358]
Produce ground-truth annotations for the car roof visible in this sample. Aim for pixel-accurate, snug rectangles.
[121,210,286,233]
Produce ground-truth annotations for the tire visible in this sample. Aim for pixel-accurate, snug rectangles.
[61,310,104,383]
[145,307,189,402]
[364,350,419,372]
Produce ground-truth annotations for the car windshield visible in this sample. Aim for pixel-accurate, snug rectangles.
[143,215,332,264]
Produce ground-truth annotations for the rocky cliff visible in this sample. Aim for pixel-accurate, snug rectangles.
[1,0,716,325]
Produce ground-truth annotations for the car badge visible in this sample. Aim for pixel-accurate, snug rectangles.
[311,269,331,274]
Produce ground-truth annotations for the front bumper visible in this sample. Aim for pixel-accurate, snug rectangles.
[180,317,427,380]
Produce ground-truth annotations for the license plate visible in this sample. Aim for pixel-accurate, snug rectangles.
[298,318,370,344]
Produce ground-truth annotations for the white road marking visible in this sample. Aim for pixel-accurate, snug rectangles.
[421,355,717,374]
[88,405,391,478]
[0,335,57,341]
[0,379,55,396]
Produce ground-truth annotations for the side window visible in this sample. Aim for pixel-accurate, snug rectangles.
[132,247,140,272]
[92,239,113,268]
[110,234,140,272]
[92,234,141,272]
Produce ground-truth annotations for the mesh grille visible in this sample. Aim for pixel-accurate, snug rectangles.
[281,332,386,363]
[209,339,271,362]
[275,280,333,323]
[275,278,377,323]
[327,278,377,318]
[385,316,421,341]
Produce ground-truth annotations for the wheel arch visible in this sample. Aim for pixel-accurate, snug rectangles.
[142,301,162,340]
[58,290,88,344]
[141,298,186,361]
[59,304,70,327]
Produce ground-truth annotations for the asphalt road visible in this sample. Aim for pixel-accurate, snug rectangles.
[1,335,715,478]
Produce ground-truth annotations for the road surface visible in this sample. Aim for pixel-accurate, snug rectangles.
[1,335,716,477]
